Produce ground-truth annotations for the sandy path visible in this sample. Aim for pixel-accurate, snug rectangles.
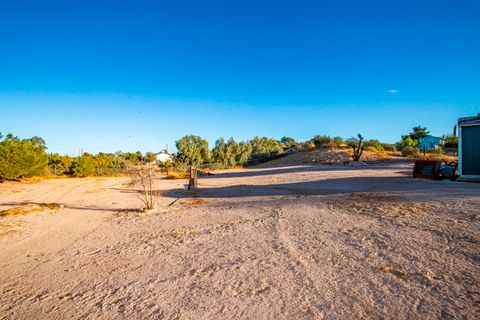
[0,163,479,319]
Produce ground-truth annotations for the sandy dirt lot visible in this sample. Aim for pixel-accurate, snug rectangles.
[0,163,479,319]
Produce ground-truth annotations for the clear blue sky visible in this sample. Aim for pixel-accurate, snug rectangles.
[1,0,479,155]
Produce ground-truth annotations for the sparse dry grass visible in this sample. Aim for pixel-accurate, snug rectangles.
[0,203,64,217]
[326,192,437,220]
[84,188,106,194]
[179,198,208,206]
[0,221,24,236]
[166,229,199,239]
[166,172,187,179]
[378,265,407,279]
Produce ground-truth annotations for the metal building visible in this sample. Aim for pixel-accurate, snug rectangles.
[458,114,480,181]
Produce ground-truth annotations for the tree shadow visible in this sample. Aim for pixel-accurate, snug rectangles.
[163,175,480,199]
[0,201,143,213]
[206,162,414,179]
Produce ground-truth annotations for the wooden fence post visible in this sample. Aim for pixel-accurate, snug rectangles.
[189,166,198,188]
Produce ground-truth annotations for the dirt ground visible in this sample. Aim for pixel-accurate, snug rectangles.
[0,163,479,319]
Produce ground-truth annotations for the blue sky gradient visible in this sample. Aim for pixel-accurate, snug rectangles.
[1,0,479,154]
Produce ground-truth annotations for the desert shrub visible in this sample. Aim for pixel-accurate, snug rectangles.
[235,141,253,165]
[311,135,332,148]
[118,151,144,165]
[363,139,385,151]
[280,136,298,148]
[249,137,283,159]
[332,136,344,146]
[145,152,157,163]
[398,136,418,148]
[71,156,96,177]
[92,153,128,175]
[345,136,359,148]
[166,171,187,179]
[0,133,49,179]
[442,134,458,149]
[401,146,418,157]
[383,144,397,152]
[306,141,316,151]
[128,168,155,210]
[48,153,73,175]
[426,148,443,155]
[158,160,173,173]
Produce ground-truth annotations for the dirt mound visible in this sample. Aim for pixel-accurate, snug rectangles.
[256,148,405,167]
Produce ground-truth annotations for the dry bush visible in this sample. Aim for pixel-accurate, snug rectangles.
[0,221,23,236]
[401,146,419,157]
[166,171,187,179]
[0,203,63,217]
[379,265,406,279]
[128,168,155,210]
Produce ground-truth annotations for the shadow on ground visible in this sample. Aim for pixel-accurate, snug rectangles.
[164,175,480,199]
[207,162,414,179]
[0,202,143,213]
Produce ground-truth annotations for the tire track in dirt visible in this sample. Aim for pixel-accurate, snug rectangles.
[268,204,332,315]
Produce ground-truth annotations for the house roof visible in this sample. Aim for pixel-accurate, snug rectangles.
[419,136,441,143]
[458,114,480,126]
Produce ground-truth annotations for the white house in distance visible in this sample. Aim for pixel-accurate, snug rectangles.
[458,114,480,182]
[155,150,173,164]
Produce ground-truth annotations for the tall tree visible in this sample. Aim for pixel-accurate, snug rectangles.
[176,135,210,165]
[235,141,253,165]
[250,137,283,158]
[402,126,430,142]
[213,137,239,167]
[0,133,49,179]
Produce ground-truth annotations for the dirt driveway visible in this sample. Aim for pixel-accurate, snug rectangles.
[1,163,479,319]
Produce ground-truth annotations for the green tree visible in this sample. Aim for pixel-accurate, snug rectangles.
[145,152,157,163]
[250,137,283,158]
[71,155,96,177]
[280,136,297,148]
[48,153,73,175]
[398,136,418,148]
[332,136,344,146]
[213,137,239,167]
[402,126,429,142]
[0,133,49,179]
[311,135,332,148]
[363,139,385,151]
[442,134,458,149]
[176,135,211,165]
[235,141,253,165]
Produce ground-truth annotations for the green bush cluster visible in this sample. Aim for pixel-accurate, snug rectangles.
[0,132,164,179]
[49,152,138,177]
[175,135,282,168]
[2,124,457,180]
[308,135,345,148]
[0,133,49,180]
[212,138,253,167]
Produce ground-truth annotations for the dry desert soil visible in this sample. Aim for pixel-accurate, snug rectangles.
[0,163,479,319]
